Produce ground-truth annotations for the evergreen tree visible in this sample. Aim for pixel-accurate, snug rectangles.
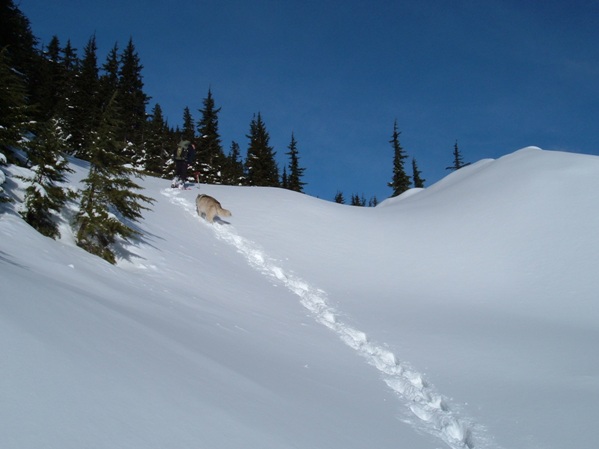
[117,38,149,152]
[285,132,306,192]
[224,141,245,185]
[0,47,32,161]
[281,167,288,189]
[412,158,425,188]
[54,40,79,152]
[144,103,170,176]
[446,140,470,171]
[0,0,38,76]
[245,112,279,187]
[181,107,195,141]
[334,191,345,204]
[368,196,379,207]
[76,93,153,264]
[61,40,79,82]
[20,118,74,238]
[99,43,119,103]
[350,193,366,206]
[36,36,65,120]
[0,0,43,116]
[71,35,101,157]
[195,89,225,184]
[388,119,411,197]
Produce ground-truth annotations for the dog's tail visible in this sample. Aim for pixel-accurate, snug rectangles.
[218,206,232,217]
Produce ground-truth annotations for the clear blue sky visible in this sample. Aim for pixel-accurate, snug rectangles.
[20,0,599,201]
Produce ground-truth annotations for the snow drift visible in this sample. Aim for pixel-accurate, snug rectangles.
[1,146,599,449]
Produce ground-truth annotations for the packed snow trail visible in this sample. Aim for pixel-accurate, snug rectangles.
[163,189,495,449]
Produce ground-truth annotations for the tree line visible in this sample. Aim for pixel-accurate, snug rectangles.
[0,0,470,262]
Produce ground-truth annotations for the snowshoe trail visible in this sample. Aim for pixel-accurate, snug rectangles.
[162,189,498,449]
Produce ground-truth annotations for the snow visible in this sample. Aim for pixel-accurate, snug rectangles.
[1,146,599,449]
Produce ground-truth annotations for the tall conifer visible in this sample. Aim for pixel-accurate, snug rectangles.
[0,0,42,115]
[20,118,74,238]
[388,120,410,197]
[55,40,79,151]
[72,35,101,157]
[99,43,119,103]
[446,140,470,171]
[224,141,245,185]
[76,93,153,264]
[285,132,306,192]
[117,38,148,152]
[245,113,279,187]
[195,89,225,184]
[0,0,38,75]
[144,103,169,176]
[412,158,425,188]
[37,36,65,120]
[0,47,32,161]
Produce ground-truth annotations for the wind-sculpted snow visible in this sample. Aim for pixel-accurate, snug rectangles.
[163,188,492,449]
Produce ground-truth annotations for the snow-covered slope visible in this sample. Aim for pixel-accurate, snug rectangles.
[1,147,598,449]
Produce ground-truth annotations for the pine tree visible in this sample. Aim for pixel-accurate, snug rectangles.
[388,120,411,197]
[368,196,379,207]
[195,89,225,184]
[412,158,425,188]
[0,0,38,76]
[36,36,65,120]
[0,0,42,116]
[285,132,306,192]
[54,40,79,152]
[334,191,345,204]
[117,38,149,153]
[245,113,279,187]
[1,2,40,156]
[181,107,195,141]
[76,93,153,264]
[281,167,288,189]
[0,47,32,161]
[350,193,366,206]
[223,141,245,185]
[71,35,101,157]
[144,103,170,176]
[446,140,470,171]
[99,43,119,103]
[20,118,75,238]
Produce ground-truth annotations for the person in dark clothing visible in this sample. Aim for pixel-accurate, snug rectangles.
[172,140,196,188]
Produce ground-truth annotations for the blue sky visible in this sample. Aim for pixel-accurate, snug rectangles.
[20,0,599,201]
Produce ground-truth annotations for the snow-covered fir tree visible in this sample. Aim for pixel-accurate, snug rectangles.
[20,118,75,238]
[76,93,153,264]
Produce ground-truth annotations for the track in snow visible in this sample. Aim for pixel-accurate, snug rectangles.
[163,189,498,449]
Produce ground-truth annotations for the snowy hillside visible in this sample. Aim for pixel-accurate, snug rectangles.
[1,146,599,449]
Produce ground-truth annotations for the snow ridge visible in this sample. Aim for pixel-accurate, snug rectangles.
[162,189,490,449]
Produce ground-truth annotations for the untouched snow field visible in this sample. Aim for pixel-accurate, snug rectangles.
[1,146,599,449]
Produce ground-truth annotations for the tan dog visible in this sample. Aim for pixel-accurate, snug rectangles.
[196,194,232,223]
